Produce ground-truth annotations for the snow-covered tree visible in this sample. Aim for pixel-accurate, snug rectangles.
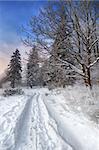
[23,1,98,88]
[69,1,99,87]
[40,4,75,87]
[26,46,40,88]
[7,49,22,88]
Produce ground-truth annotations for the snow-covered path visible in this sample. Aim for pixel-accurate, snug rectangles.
[13,92,70,150]
[31,92,70,150]
[0,88,99,150]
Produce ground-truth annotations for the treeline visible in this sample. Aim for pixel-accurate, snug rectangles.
[1,1,99,89]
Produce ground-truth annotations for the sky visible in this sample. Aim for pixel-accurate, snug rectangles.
[0,1,47,75]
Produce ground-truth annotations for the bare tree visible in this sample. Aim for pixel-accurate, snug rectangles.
[69,1,99,87]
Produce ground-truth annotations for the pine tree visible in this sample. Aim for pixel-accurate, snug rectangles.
[7,49,22,88]
[27,46,39,88]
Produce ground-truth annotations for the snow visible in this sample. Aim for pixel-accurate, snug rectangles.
[0,95,28,150]
[14,94,35,150]
[0,86,99,150]
[43,94,99,150]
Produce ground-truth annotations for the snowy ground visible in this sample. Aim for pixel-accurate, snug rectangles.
[0,86,99,150]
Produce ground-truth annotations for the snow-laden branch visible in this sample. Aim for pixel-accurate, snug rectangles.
[54,56,87,78]
[87,57,99,68]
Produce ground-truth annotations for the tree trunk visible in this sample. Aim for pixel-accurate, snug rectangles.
[82,64,88,86]
[87,67,92,89]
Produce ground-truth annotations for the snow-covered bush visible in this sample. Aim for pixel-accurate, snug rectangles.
[3,88,24,97]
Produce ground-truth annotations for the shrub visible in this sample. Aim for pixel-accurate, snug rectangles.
[3,88,24,97]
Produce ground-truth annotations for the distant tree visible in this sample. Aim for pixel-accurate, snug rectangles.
[7,49,22,88]
[26,46,40,88]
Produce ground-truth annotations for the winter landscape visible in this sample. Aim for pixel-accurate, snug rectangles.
[0,1,99,150]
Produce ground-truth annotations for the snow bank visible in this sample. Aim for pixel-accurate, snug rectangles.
[43,92,99,150]
[50,85,99,123]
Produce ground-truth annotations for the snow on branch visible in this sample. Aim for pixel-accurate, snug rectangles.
[54,56,87,78]
[88,57,99,68]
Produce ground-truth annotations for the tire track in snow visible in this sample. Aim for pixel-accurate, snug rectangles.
[32,93,55,150]
[13,93,36,150]
[32,93,69,150]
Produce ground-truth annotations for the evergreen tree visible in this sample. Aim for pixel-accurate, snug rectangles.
[27,46,39,88]
[7,49,22,88]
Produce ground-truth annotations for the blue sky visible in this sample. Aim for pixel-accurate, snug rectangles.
[0,1,47,44]
[0,1,47,74]
[0,1,46,43]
